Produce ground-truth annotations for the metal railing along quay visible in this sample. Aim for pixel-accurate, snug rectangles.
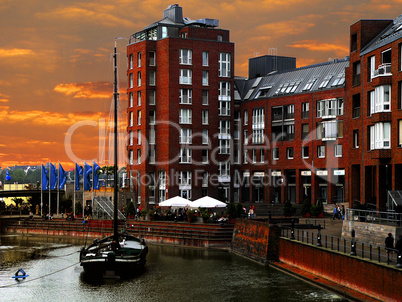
[345,209,402,226]
[281,228,401,268]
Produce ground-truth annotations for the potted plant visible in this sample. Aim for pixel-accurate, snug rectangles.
[283,200,297,217]
[300,199,311,218]
[148,209,155,220]
[201,209,210,223]
[186,209,195,222]
[141,208,148,220]
[310,204,323,217]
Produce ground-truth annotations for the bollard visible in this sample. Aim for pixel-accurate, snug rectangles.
[290,219,295,240]
[316,224,322,247]
[350,229,357,256]
[397,252,402,269]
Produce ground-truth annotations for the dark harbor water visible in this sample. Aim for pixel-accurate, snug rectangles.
[0,235,345,302]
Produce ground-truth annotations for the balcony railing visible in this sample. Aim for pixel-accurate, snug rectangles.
[372,63,392,78]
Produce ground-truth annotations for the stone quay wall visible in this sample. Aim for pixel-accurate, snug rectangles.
[342,220,402,246]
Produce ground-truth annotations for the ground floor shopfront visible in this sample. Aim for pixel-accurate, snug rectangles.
[239,168,346,205]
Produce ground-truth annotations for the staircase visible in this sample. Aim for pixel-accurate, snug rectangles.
[94,196,126,220]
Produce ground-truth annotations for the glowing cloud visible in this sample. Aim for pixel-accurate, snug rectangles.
[288,40,349,55]
[0,48,34,57]
[54,82,112,99]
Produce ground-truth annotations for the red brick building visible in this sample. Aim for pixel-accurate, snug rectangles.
[127,5,402,211]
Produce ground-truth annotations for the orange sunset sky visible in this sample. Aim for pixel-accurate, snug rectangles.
[0,0,401,170]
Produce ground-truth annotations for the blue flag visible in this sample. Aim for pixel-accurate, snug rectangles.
[93,161,100,190]
[58,163,67,190]
[50,163,57,190]
[42,165,49,190]
[5,170,11,181]
[75,163,83,190]
[84,162,92,191]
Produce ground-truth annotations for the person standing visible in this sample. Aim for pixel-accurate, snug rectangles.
[385,233,394,257]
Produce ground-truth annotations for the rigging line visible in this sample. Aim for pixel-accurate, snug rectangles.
[47,250,80,258]
[0,262,80,288]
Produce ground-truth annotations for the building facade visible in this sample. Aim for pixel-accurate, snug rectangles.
[126,4,402,211]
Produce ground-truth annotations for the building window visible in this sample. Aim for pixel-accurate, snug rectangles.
[180,128,192,144]
[137,110,141,125]
[129,130,133,146]
[252,149,256,163]
[179,89,192,104]
[370,122,391,149]
[244,149,248,163]
[202,150,208,163]
[149,128,155,145]
[159,170,166,202]
[334,144,342,157]
[302,124,309,140]
[287,147,294,159]
[260,149,265,163]
[399,81,402,109]
[252,108,265,144]
[129,54,133,69]
[202,71,209,86]
[352,94,360,118]
[129,73,133,88]
[149,70,156,86]
[244,130,248,145]
[161,26,167,38]
[301,102,309,119]
[234,128,239,140]
[202,129,209,144]
[179,171,191,186]
[149,110,155,125]
[137,129,141,145]
[202,110,208,125]
[218,161,230,177]
[219,140,230,154]
[149,51,155,66]
[285,124,295,140]
[179,49,192,65]
[137,91,141,106]
[137,52,141,67]
[202,90,208,105]
[351,33,357,52]
[317,145,325,158]
[129,111,133,127]
[149,148,155,164]
[202,51,209,66]
[370,85,391,114]
[219,52,231,77]
[272,148,279,160]
[149,90,155,105]
[137,71,141,86]
[217,35,223,41]
[148,172,155,203]
[316,121,343,141]
[129,150,133,165]
[369,55,375,82]
[179,109,192,124]
[129,92,133,107]
[302,146,309,158]
[179,69,192,85]
[244,110,248,125]
[219,100,230,116]
[399,120,402,146]
[179,148,192,163]
[234,148,240,164]
[317,98,343,118]
[219,120,230,135]
[353,61,361,86]
[137,149,141,164]
[353,130,359,148]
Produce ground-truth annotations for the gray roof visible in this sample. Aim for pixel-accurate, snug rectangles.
[361,15,402,55]
[143,17,184,30]
[235,58,349,102]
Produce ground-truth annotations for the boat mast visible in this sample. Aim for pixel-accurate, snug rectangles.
[113,41,119,241]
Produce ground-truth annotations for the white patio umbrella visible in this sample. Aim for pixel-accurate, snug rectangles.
[158,196,191,207]
[189,196,227,208]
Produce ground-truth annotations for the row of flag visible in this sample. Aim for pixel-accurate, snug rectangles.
[41,161,100,191]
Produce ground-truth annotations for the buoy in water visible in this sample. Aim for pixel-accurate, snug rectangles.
[12,268,29,280]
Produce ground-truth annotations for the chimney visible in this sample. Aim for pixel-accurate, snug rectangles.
[163,4,183,23]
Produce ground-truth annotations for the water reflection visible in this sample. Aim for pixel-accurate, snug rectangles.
[0,235,345,302]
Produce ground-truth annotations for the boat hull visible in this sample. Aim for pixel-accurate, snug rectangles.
[80,234,148,279]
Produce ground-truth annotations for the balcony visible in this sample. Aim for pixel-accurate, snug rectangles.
[370,112,391,123]
[370,149,391,159]
[372,64,392,79]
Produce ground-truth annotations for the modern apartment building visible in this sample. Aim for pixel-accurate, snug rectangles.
[127,4,402,211]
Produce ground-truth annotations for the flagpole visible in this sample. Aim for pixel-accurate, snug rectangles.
[40,163,42,216]
[74,162,76,218]
[57,161,60,217]
[83,161,85,218]
[49,161,51,218]
[92,159,94,214]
